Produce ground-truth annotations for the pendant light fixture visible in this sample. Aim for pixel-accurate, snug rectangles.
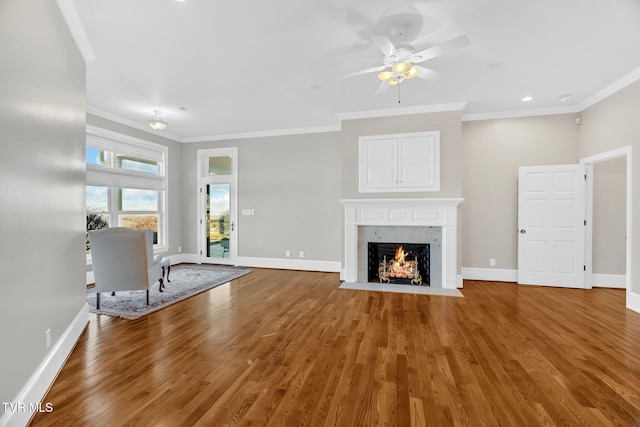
[148,110,169,131]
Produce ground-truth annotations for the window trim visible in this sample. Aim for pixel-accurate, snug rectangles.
[86,125,169,258]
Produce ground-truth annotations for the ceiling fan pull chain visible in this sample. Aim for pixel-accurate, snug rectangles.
[398,82,401,104]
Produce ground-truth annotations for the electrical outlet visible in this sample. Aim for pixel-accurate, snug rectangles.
[178,246,182,253]
[45,329,51,350]
[299,251,304,258]
[285,250,290,257]
[490,258,496,267]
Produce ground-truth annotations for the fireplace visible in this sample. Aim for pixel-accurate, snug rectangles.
[341,198,463,289]
[368,242,430,285]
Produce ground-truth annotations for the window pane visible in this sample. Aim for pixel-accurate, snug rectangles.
[86,185,108,212]
[117,154,159,174]
[86,147,107,166]
[208,156,232,175]
[121,214,158,244]
[119,188,158,211]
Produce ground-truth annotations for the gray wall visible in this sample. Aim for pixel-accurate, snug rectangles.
[0,0,87,415]
[181,132,342,262]
[578,79,640,295]
[593,158,626,275]
[461,114,580,270]
[86,114,184,258]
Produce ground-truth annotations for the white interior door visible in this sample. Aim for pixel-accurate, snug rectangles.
[518,164,586,288]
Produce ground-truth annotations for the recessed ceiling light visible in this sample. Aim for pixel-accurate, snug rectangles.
[521,96,533,102]
[310,84,322,90]
[560,95,571,103]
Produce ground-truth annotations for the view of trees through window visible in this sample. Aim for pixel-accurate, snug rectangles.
[86,209,159,252]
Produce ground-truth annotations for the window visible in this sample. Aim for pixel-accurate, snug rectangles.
[85,126,168,254]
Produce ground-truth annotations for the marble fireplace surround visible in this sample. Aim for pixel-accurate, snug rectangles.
[341,198,464,289]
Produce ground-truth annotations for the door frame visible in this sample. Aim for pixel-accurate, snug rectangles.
[580,146,632,298]
[196,147,238,265]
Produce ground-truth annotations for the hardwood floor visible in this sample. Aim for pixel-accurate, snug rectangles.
[31,268,640,426]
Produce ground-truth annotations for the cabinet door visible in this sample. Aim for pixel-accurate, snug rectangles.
[398,134,439,191]
[360,137,397,191]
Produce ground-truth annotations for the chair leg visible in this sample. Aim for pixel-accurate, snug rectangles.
[159,277,164,292]
[146,289,149,305]
[97,292,100,310]
[162,266,171,283]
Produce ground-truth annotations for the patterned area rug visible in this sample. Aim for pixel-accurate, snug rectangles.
[87,264,252,319]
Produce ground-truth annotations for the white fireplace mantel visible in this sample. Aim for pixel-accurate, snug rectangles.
[340,198,464,288]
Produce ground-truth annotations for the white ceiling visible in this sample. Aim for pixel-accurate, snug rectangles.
[72,0,640,141]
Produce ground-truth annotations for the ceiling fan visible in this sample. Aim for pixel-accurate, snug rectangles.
[345,25,471,97]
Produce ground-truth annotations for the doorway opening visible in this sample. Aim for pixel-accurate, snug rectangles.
[581,146,631,297]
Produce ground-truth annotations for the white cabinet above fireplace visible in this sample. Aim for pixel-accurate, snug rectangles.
[359,131,440,193]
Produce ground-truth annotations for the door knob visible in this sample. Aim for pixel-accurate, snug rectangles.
[520,229,527,234]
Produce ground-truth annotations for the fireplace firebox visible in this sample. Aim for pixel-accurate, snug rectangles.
[367,242,430,285]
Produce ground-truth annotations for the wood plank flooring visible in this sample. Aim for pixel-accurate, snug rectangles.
[30,268,640,426]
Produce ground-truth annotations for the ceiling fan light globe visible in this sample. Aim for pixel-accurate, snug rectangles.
[392,61,412,74]
[378,71,394,81]
[406,66,419,79]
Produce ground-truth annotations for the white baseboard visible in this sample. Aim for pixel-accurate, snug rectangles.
[152,254,341,273]
[627,290,640,313]
[462,267,518,283]
[165,253,198,265]
[591,273,626,289]
[0,304,89,427]
[236,256,341,272]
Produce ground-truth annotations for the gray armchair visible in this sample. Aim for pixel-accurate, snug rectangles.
[88,227,164,310]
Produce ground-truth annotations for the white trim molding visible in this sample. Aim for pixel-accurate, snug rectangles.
[55,0,95,62]
[236,257,341,273]
[580,146,633,311]
[340,198,464,289]
[0,304,88,427]
[462,267,518,283]
[160,254,341,273]
[591,274,626,289]
[337,102,466,121]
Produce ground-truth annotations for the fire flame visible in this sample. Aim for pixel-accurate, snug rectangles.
[395,246,408,264]
[388,245,413,275]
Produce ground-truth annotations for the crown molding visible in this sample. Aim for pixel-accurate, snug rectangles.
[56,0,95,62]
[181,124,341,143]
[336,102,467,121]
[87,107,183,142]
[462,105,580,122]
[577,66,640,111]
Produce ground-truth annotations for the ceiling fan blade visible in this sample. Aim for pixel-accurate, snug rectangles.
[411,35,471,64]
[341,65,387,79]
[375,81,390,96]
[414,65,446,83]
[370,35,399,58]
